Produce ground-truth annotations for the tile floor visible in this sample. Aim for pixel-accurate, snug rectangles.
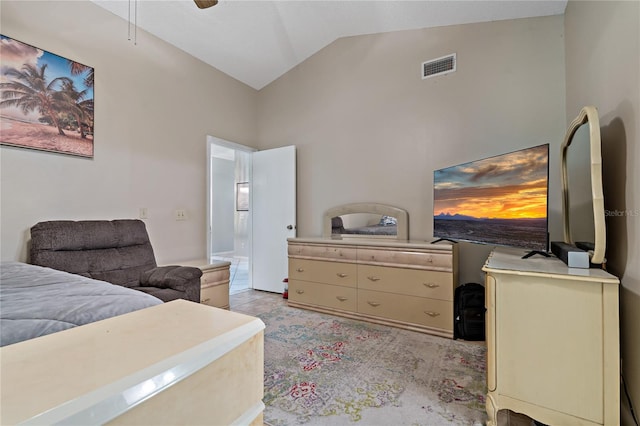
[211,255,250,294]
[229,287,283,311]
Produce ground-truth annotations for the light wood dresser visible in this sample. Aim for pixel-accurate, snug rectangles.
[483,248,619,426]
[180,260,231,309]
[287,237,458,338]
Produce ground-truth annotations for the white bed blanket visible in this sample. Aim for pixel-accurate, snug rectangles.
[0,261,162,347]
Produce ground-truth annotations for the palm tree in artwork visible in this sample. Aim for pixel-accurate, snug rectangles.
[0,63,72,135]
[57,80,94,139]
[68,61,94,88]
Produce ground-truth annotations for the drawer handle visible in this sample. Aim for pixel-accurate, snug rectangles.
[201,298,211,303]
[367,276,380,282]
[296,289,304,294]
[424,311,440,317]
[337,273,348,278]
[423,282,440,289]
[296,268,304,272]
[367,301,381,307]
[427,257,434,263]
[336,296,348,302]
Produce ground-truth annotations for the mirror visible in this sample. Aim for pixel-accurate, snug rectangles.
[561,106,606,264]
[323,203,409,240]
[565,124,595,243]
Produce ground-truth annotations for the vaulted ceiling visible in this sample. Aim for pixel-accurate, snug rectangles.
[92,1,567,90]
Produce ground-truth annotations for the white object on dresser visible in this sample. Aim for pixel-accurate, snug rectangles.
[482,248,619,426]
[179,260,231,309]
[287,237,458,338]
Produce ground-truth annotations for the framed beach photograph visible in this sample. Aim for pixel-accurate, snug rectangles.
[0,35,94,158]
[236,182,249,211]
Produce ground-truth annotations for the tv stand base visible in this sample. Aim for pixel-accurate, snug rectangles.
[521,250,550,259]
[431,238,458,244]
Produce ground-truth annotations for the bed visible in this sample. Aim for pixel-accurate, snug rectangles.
[1,261,266,425]
[2,301,265,425]
[0,261,162,347]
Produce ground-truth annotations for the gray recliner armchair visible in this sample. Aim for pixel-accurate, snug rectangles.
[29,219,202,303]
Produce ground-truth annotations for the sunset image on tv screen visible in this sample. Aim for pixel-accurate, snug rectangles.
[433,144,549,251]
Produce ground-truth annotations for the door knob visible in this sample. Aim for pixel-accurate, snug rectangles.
[287,225,293,230]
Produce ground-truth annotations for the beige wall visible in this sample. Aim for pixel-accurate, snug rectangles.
[565,1,640,423]
[0,1,258,263]
[257,16,567,283]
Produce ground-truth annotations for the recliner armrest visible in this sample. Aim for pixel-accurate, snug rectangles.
[140,266,203,302]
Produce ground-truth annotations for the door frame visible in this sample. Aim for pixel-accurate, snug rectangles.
[206,136,256,261]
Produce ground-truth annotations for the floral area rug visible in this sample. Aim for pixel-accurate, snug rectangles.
[233,294,487,425]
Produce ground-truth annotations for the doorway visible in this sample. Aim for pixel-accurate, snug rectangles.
[208,136,297,295]
[207,136,255,294]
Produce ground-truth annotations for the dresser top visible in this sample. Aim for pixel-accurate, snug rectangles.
[177,259,231,270]
[288,237,455,251]
[483,247,619,284]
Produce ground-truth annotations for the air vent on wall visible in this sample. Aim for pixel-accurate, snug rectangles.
[422,53,456,79]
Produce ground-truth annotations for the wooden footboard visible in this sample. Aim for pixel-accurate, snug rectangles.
[0,300,265,425]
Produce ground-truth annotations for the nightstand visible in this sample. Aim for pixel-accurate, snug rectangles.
[180,260,231,309]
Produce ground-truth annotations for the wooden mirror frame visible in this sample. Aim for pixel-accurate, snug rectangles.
[322,203,409,240]
[561,105,606,264]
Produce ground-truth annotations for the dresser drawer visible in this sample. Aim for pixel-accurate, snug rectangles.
[201,267,230,286]
[357,265,453,301]
[357,248,453,271]
[289,259,357,287]
[288,243,357,263]
[289,280,357,312]
[357,289,453,332]
[194,263,230,308]
[201,282,229,308]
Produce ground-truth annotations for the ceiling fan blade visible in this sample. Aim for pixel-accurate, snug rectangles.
[194,0,218,9]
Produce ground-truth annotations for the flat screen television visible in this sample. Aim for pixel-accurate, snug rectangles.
[433,143,549,253]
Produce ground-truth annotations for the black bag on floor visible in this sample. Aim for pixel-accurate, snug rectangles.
[454,283,486,341]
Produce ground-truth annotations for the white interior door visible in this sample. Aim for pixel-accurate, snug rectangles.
[252,146,296,292]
